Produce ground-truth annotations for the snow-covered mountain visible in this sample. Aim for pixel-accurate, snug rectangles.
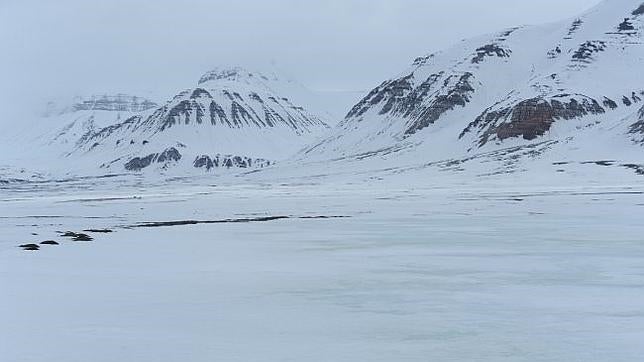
[47,67,330,173]
[5,1,644,181]
[36,95,159,149]
[43,94,159,116]
[300,0,644,177]
[0,94,156,165]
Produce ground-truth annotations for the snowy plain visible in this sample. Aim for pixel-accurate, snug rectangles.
[2,169,644,362]
[3,1,644,358]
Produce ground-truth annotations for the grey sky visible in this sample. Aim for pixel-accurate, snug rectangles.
[1,0,602,111]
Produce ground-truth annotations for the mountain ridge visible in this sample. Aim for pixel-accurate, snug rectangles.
[299,0,644,172]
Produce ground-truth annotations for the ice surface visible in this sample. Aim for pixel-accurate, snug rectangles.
[2,176,644,361]
[2,2,644,360]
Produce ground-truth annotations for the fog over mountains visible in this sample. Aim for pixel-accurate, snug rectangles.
[3,0,643,183]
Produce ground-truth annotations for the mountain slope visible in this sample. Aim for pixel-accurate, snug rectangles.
[301,0,644,175]
[64,67,330,173]
[0,94,158,171]
[42,94,159,150]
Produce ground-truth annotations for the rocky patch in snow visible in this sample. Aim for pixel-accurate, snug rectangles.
[628,105,644,142]
[124,147,182,171]
[60,231,94,242]
[193,154,271,171]
[471,44,512,64]
[40,240,59,245]
[71,94,158,113]
[464,95,606,145]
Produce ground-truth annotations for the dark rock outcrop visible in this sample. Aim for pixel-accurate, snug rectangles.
[124,147,182,171]
[124,154,157,171]
[471,44,512,64]
[346,74,415,119]
[628,106,644,136]
[345,72,476,136]
[83,229,113,233]
[61,232,93,241]
[633,3,644,16]
[155,93,316,132]
[566,19,584,38]
[603,97,618,109]
[157,147,182,163]
[618,18,636,31]
[190,88,212,99]
[572,41,607,62]
[193,154,271,171]
[463,95,605,145]
[403,73,476,135]
[194,155,215,170]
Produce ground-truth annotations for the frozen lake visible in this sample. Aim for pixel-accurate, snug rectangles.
[2,179,644,361]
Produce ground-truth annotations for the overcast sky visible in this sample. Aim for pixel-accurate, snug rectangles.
[1,0,602,109]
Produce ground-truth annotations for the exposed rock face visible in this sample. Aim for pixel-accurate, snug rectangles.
[619,18,636,31]
[124,154,157,171]
[64,67,329,173]
[60,232,93,242]
[83,68,328,143]
[147,89,323,133]
[303,0,644,163]
[156,147,182,163]
[633,3,644,16]
[345,72,476,136]
[603,97,619,109]
[72,94,157,112]
[346,74,414,119]
[193,155,214,170]
[471,44,512,64]
[566,19,584,38]
[461,95,605,145]
[572,41,607,62]
[628,105,644,138]
[403,73,475,135]
[193,154,271,171]
[624,96,633,106]
[124,147,182,171]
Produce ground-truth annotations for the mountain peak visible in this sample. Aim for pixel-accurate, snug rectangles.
[303,0,644,165]
[71,94,158,113]
[197,66,278,87]
[42,94,158,117]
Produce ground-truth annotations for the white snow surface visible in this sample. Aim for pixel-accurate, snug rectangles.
[2,2,644,361]
[0,67,331,177]
[2,172,644,361]
[302,0,644,168]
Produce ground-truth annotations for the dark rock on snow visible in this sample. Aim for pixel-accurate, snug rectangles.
[60,231,94,242]
[125,147,182,171]
[193,154,271,170]
[40,240,60,245]
[83,229,113,233]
